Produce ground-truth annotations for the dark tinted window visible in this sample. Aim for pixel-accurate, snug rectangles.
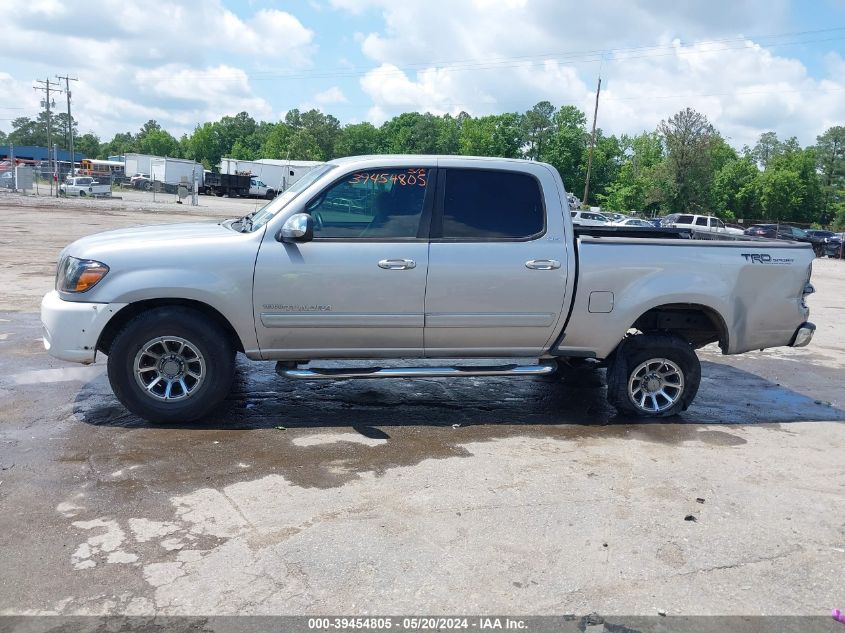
[695,217,708,226]
[440,169,544,239]
[306,168,430,239]
[677,215,695,224]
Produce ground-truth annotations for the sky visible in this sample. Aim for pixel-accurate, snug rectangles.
[0,0,843,149]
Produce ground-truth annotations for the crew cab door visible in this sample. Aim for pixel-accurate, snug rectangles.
[252,166,436,359]
[424,163,570,357]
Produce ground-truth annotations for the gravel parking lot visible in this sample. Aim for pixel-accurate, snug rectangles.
[0,192,843,617]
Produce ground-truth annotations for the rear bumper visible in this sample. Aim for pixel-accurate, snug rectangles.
[790,322,815,348]
[41,291,127,364]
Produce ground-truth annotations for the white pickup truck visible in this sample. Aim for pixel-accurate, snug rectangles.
[59,176,111,198]
[41,155,816,423]
[249,177,276,200]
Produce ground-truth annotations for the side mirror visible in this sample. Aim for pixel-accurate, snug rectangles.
[277,213,314,243]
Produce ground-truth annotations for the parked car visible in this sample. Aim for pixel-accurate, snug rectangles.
[822,234,844,258]
[658,213,682,226]
[249,177,277,200]
[0,171,14,189]
[612,218,654,227]
[805,230,837,241]
[571,210,612,226]
[42,155,816,423]
[665,214,744,235]
[604,212,629,223]
[59,176,111,198]
[743,224,826,256]
[129,173,152,190]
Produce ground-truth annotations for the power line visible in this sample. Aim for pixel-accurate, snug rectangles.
[167,26,845,83]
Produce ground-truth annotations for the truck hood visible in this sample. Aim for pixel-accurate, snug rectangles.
[63,221,242,261]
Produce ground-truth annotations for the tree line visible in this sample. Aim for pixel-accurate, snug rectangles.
[2,104,843,227]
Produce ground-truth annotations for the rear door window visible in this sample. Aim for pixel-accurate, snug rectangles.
[695,217,708,226]
[437,169,544,239]
[677,215,695,224]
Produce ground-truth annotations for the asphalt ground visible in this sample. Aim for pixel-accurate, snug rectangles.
[0,192,843,618]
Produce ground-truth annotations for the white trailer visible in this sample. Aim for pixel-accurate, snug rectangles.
[150,157,204,193]
[219,158,323,194]
[124,153,157,179]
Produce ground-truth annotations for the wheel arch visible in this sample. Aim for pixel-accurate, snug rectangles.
[96,298,245,356]
[628,302,729,353]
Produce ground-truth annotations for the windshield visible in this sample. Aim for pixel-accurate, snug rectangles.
[246,164,337,232]
[790,227,808,238]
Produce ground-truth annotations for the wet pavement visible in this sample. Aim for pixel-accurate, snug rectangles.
[0,201,843,616]
[1,306,844,616]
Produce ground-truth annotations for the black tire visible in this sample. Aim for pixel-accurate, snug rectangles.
[606,333,700,417]
[106,307,236,423]
[143,181,151,191]
[78,190,85,198]
[265,189,275,200]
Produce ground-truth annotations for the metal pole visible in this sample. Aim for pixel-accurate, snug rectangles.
[582,76,601,207]
[57,75,78,175]
[34,78,64,197]
[10,142,15,191]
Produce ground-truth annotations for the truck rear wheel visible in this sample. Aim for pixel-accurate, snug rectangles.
[106,307,236,423]
[606,334,700,417]
[265,189,275,200]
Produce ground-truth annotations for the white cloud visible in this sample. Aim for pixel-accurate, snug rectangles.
[313,86,348,105]
[340,0,841,146]
[0,0,314,137]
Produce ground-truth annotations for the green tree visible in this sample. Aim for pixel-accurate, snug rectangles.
[380,112,458,154]
[74,133,101,159]
[335,122,382,157]
[137,127,179,157]
[523,101,555,160]
[815,126,845,224]
[659,107,717,213]
[229,139,256,160]
[597,132,666,214]
[712,156,759,219]
[756,148,822,223]
[261,122,294,159]
[287,129,322,160]
[8,117,39,146]
[100,132,135,159]
[541,106,587,194]
[183,123,219,168]
[752,131,782,168]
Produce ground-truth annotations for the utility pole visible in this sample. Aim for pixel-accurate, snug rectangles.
[57,75,78,176]
[34,78,63,197]
[582,75,601,207]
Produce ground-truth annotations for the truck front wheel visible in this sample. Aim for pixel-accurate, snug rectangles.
[606,334,700,417]
[106,307,236,423]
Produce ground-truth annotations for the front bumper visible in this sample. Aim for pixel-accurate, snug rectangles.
[790,321,815,348]
[41,291,127,363]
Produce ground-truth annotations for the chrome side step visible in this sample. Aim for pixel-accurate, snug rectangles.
[281,362,557,380]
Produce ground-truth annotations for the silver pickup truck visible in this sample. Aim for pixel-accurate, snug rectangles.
[41,155,816,422]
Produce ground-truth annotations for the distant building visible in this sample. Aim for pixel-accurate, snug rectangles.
[0,145,85,163]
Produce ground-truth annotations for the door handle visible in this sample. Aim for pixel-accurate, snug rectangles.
[378,258,416,270]
[525,259,561,270]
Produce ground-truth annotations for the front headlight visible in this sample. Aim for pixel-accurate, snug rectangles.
[56,257,110,293]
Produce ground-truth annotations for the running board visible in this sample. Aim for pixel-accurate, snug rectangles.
[281,362,557,380]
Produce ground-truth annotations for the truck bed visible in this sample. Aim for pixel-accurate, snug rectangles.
[573,226,750,241]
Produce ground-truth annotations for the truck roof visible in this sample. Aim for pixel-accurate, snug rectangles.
[327,154,554,169]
